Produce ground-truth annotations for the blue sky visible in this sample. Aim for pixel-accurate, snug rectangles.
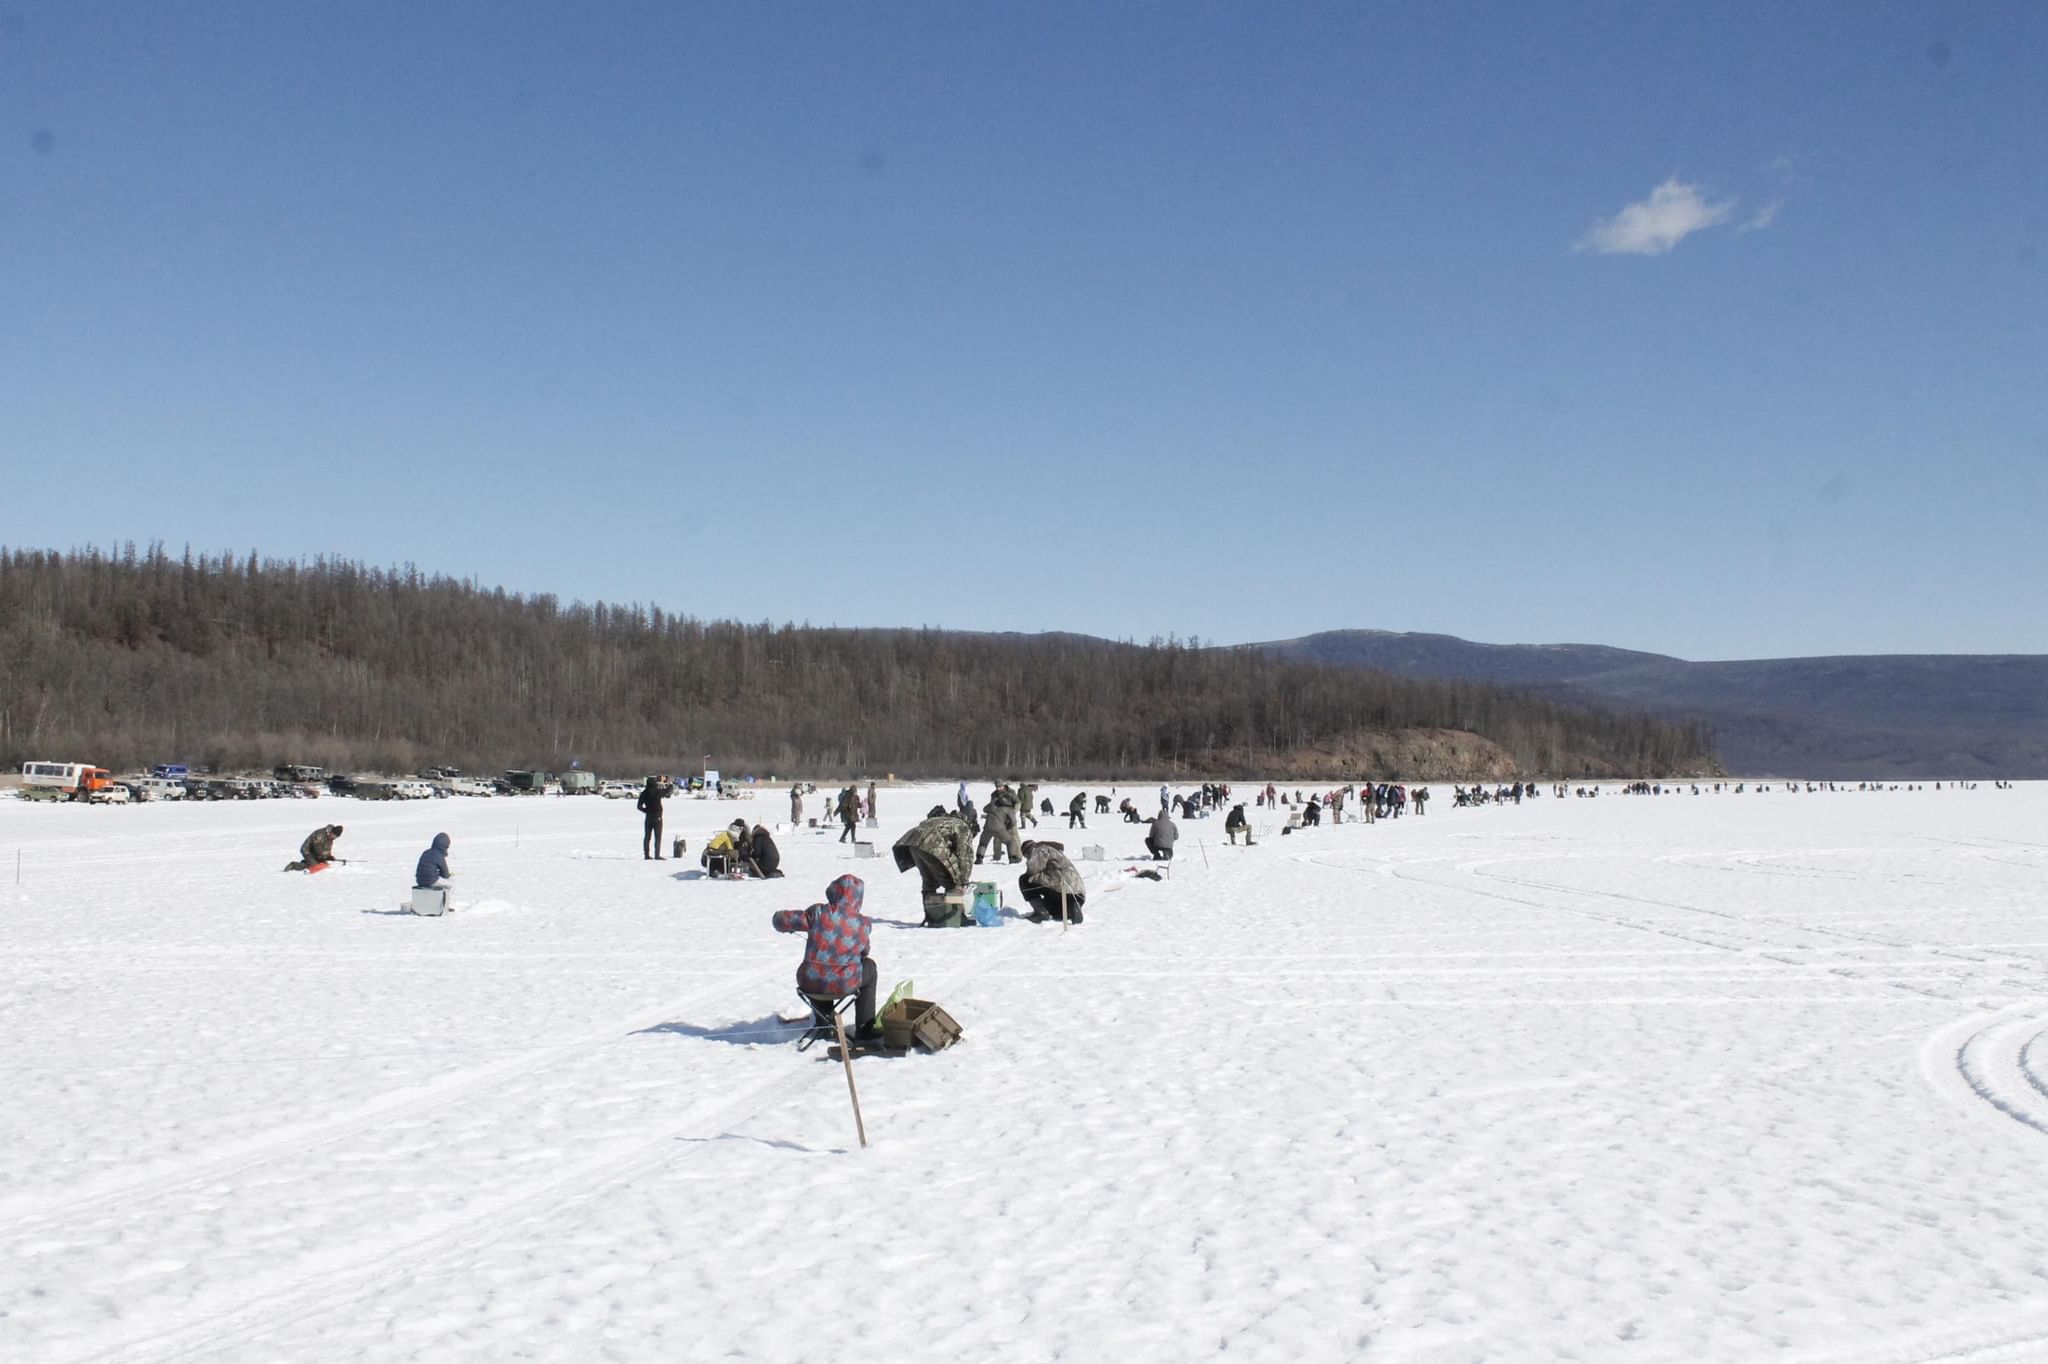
[4,2,2043,660]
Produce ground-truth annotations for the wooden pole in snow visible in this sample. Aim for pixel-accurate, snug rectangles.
[830,1008,868,1149]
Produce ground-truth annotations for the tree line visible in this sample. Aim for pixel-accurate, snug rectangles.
[0,545,1716,780]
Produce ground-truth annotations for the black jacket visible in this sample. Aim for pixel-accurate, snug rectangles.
[637,782,666,819]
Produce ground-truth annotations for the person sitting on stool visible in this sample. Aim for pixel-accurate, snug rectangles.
[773,873,879,1040]
[1225,804,1254,845]
[415,832,452,888]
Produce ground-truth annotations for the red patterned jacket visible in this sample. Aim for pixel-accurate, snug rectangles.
[772,874,871,997]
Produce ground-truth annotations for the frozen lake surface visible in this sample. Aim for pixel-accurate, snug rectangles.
[4,780,2047,1362]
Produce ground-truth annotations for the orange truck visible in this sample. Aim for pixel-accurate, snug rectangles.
[19,762,123,803]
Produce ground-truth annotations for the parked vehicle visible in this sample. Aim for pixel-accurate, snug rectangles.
[502,770,548,795]
[20,762,120,802]
[559,771,598,795]
[600,780,636,798]
[150,763,190,781]
[88,783,131,804]
[274,764,327,783]
[355,780,400,801]
[126,776,188,802]
[327,774,360,796]
[438,777,492,797]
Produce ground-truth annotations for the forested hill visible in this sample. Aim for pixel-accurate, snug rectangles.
[0,547,1713,780]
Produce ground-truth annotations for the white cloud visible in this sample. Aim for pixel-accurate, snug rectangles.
[1739,200,1782,233]
[1577,178,1737,256]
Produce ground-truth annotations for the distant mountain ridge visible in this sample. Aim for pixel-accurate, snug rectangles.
[1253,631,2048,779]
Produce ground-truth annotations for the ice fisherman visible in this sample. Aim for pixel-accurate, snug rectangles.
[284,823,344,872]
[894,806,977,924]
[1145,810,1178,861]
[1225,804,1253,845]
[773,873,881,1040]
[748,824,784,878]
[1018,840,1086,925]
[415,832,453,889]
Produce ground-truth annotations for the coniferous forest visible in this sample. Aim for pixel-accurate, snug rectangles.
[0,546,1715,780]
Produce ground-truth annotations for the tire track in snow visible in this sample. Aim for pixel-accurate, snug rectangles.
[0,965,779,1236]
[1920,1005,2048,1141]
[1790,1314,2048,1364]
[1301,846,2021,1008]
[64,903,1055,1364]
[1462,859,2048,1000]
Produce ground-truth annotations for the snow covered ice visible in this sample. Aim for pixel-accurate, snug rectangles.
[5,783,2048,1362]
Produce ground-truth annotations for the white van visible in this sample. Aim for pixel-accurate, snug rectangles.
[137,777,187,801]
[394,780,436,800]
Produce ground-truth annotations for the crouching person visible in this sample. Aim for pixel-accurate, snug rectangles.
[748,823,783,878]
[1225,804,1254,845]
[773,873,879,1041]
[1018,840,1086,925]
[1146,810,1178,860]
[285,823,344,872]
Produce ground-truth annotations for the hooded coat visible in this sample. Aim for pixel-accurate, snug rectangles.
[771,873,871,997]
[1019,841,1085,898]
[415,833,452,888]
[750,826,781,875]
[1148,812,1178,852]
[893,812,976,889]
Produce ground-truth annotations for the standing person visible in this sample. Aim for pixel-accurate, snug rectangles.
[637,776,668,860]
[1017,781,1039,829]
[866,780,878,823]
[773,873,880,1040]
[284,823,345,872]
[837,785,860,843]
[1067,792,1087,829]
[978,795,1023,864]
[1159,782,1170,814]
[956,780,973,819]
[1018,840,1087,924]
[790,783,803,826]
[1145,809,1178,861]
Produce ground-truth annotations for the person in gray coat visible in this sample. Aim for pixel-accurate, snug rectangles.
[977,797,1023,864]
[1018,840,1086,924]
[1145,811,1177,861]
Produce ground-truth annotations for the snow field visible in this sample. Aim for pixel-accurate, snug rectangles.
[4,784,2048,1361]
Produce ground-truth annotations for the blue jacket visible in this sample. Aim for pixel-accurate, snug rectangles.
[415,833,452,888]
